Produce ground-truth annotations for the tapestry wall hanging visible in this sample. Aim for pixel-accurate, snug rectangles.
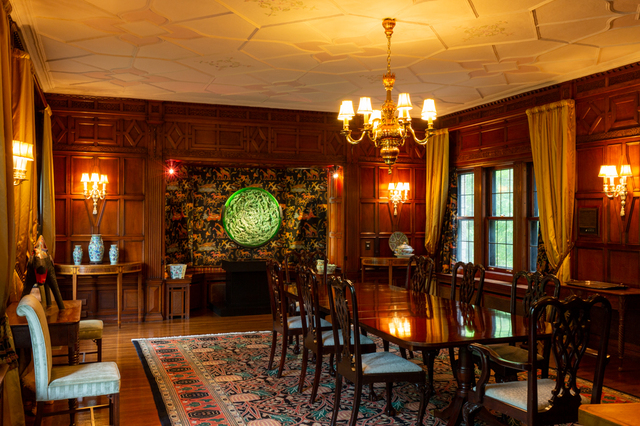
[165,166,327,266]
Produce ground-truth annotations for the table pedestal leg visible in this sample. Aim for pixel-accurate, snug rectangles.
[435,345,473,426]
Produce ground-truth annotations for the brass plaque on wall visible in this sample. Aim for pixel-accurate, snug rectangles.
[578,207,598,236]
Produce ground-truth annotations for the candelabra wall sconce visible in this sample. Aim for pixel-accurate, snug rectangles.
[13,140,34,186]
[332,165,340,179]
[388,182,409,216]
[598,164,633,216]
[81,171,108,215]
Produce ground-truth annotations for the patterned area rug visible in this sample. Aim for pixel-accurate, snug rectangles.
[133,332,638,426]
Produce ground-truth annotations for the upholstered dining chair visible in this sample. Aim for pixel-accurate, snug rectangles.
[488,271,561,382]
[464,294,612,426]
[297,265,373,403]
[16,295,120,426]
[328,276,427,426]
[266,259,304,378]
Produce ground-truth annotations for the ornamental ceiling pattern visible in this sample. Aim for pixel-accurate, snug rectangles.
[9,0,640,116]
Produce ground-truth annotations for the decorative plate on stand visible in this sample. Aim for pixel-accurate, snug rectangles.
[389,231,409,252]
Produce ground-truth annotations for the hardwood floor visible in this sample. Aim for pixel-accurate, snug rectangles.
[26,308,640,425]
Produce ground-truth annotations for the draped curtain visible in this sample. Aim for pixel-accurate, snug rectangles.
[438,168,458,275]
[11,48,37,301]
[1,1,26,424]
[527,99,576,283]
[41,106,55,258]
[424,129,449,256]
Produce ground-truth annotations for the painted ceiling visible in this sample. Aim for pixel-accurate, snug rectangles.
[9,0,640,117]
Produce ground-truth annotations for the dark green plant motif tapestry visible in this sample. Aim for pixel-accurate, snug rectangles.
[222,187,282,248]
[165,165,327,266]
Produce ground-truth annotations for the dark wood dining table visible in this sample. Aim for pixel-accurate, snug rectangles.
[285,281,544,426]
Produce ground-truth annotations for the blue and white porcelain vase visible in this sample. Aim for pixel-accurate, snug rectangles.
[109,244,119,265]
[88,234,104,263]
[72,245,83,265]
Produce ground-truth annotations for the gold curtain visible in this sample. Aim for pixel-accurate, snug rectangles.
[41,106,55,258]
[1,1,26,424]
[527,99,576,283]
[11,48,36,302]
[424,129,449,294]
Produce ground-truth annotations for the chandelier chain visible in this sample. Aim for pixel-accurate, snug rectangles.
[387,33,392,75]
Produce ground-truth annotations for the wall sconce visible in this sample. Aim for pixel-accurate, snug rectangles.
[13,140,34,186]
[332,165,340,179]
[598,164,632,216]
[388,182,409,216]
[81,172,108,215]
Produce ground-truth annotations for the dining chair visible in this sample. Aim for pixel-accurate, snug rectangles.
[266,259,304,378]
[405,255,435,294]
[297,265,374,403]
[328,276,427,426]
[464,294,612,426]
[16,295,120,426]
[488,271,560,382]
[449,261,486,381]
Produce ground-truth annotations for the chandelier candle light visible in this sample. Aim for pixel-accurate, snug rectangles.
[338,18,438,174]
[388,182,409,216]
[598,164,633,216]
[81,171,108,215]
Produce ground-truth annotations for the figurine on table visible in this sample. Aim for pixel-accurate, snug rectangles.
[21,235,65,309]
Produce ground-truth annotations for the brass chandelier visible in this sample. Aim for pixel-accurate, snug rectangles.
[338,18,438,173]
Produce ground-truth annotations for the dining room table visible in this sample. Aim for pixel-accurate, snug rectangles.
[284,280,546,426]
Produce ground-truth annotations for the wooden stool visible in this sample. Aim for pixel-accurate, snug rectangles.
[78,319,103,362]
[165,278,191,320]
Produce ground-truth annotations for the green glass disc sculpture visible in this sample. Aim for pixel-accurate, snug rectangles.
[222,187,282,248]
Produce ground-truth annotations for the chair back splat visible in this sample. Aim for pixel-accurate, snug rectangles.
[405,255,435,294]
[450,261,485,305]
[514,271,561,319]
[328,276,361,375]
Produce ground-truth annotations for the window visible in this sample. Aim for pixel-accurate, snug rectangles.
[528,174,539,272]
[487,168,513,270]
[457,173,474,264]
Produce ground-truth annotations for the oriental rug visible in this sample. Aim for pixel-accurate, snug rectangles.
[133,332,638,426]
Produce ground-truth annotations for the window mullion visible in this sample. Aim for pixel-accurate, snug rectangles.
[473,167,483,266]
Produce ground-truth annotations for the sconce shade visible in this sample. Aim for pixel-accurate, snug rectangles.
[598,165,618,178]
[81,173,90,183]
[12,140,34,185]
[388,182,396,191]
[100,174,109,184]
[620,164,633,177]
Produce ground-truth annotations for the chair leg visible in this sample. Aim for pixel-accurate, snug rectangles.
[328,352,335,376]
[399,347,408,359]
[349,382,363,426]
[330,375,343,426]
[449,347,460,386]
[417,382,427,425]
[293,334,300,355]
[383,340,390,352]
[34,401,44,426]
[268,331,278,370]
[384,382,396,416]
[111,393,120,426]
[277,331,288,378]
[422,349,437,402]
[462,401,482,426]
[96,338,103,362]
[299,347,309,393]
[310,348,323,403]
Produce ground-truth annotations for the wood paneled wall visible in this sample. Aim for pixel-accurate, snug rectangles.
[440,64,640,287]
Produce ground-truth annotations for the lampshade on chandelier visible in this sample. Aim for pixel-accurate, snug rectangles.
[338,18,438,174]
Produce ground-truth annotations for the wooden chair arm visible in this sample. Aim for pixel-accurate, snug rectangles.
[470,343,532,372]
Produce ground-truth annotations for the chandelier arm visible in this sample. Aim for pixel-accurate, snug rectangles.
[342,130,368,145]
[408,125,435,145]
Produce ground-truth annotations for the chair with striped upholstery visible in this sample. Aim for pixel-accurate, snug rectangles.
[16,295,120,426]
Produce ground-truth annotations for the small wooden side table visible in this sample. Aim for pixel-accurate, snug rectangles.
[361,257,411,286]
[165,277,191,320]
[578,403,640,426]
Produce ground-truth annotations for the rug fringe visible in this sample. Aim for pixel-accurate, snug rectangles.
[131,330,271,342]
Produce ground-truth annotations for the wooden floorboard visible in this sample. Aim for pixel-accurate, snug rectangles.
[24,308,640,425]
